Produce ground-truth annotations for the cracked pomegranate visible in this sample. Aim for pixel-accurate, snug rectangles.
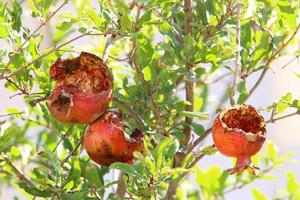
[47,52,113,124]
[83,110,144,166]
[212,104,266,175]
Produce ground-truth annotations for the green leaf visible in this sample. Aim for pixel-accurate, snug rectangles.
[200,145,217,156]
[265,141,279,162]
[189,122,205,137]
[11,0,22,31]
[137,9,152,25]
[110,162,140,177]
[10,146,21,157]
[180,111,209,120]
[252,188,268,200]
[120,14,132,31]
[275,101,289,114]
[237,80,248,104]
[28,0,54,17]
[282,92,293,103]
[142,66,151,81]
[154,137,179,169]
[0,17,9,38]
[6,107,21,114]
[195,165,223,195]
[85,164,102,188]
[62,192,85,200]
[287,171,300,195]
[18,181,52,198]
[39,146,62,176]
[86,8,105,30]
[56,19,74,31]
[180,152,194,168]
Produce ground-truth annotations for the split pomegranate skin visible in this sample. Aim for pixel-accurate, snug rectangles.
[83,110,144,167]
[212,104,266,175]
[47,52,113,124]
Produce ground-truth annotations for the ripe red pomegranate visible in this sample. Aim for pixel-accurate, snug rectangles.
[212,104,266,175]
[47,52,113,124]
[83,110,144,166]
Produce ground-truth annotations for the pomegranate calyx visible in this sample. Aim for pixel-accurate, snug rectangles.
[228,156,259,175]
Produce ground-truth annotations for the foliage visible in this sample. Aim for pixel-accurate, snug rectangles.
[0,0,300,199]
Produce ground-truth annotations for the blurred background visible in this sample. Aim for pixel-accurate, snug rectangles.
[0,0,299,199]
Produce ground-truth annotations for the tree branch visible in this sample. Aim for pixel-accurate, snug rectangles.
[0,112,24,118]
[2,156,34,186]
[130,4,165,134]
[281,55,299,69]
[29,93,51,106]
[224,166,273,194]
[3,0,69,73]
[52,126,74,153]
[166,1,193,199]
[230,0,241,106]
[245,23,300,102]
[61,134,83,166]
[19,0,69,52]
[190,127,212,151]
[0,30,122,80]
[116,172,126,198]
[182,0,194,146]
[266,110,300,123]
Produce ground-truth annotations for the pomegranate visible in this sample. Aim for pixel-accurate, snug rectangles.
[47,52,113,124]
[83,110,144,166]
[212,104,266,175]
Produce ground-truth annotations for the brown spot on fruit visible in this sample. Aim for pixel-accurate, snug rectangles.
[47,52,113,124]
[83,110,144,167]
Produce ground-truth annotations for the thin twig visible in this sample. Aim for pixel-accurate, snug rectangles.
[2,156,34,186]
[281,55,299,69]
[207,72,231,84]
[266,110,300,123]
[0,112,24,118]
[18,0,69,52]
[3,0,69,73]
[5,78,29,95]
[52,126,74,153]
[188,144,215,168]
[190,128,212,152]
[61,134,83,165]
[230,0,241,106]
[112,97,146,128]
[224,166,273,194]
[103,35,114,63]
[245,23,300,102]
[108,55,129,62]
[29,93,51,106]
[0,31,121,80]
[116,171,126,198]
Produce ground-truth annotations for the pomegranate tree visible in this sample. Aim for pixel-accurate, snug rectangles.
[212,104,266,175]
[83,110,144,166]
[47,52,113,124]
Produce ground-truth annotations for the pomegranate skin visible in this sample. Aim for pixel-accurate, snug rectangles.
[212,116,265,157]
[47,87,112,124]
[83,110,144,166]
[212,104,266,174]
[47,52,113,124]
